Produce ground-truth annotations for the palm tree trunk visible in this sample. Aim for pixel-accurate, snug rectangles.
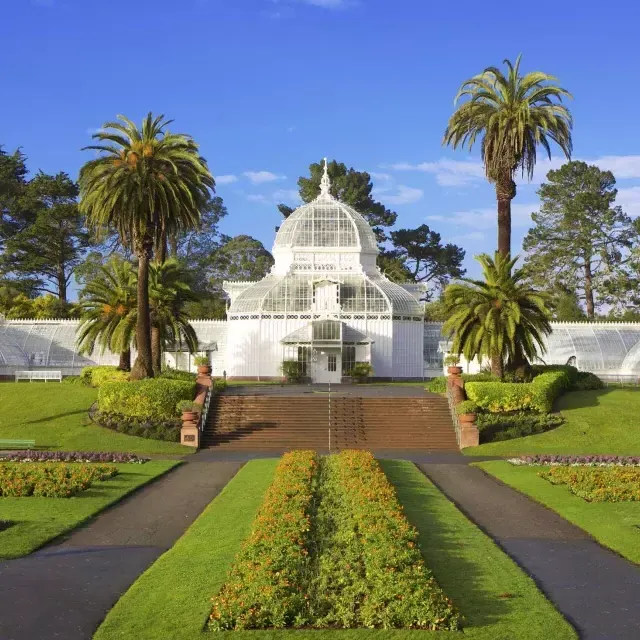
[495,175,516,257]
[169,232,178,258]
[119,349,131,371]
[151,326,162,374]
[130,238,154,380]
[491,351,503,379]
[156,231,168,264]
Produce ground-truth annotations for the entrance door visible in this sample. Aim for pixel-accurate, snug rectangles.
[312,350,341,383]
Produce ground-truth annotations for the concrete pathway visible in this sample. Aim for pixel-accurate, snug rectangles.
[421,464,640,640]
[0,461,241,640]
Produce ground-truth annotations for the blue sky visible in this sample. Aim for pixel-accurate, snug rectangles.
[3,0,640,287]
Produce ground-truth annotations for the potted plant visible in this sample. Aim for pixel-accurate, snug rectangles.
[455,400,478,424]
[350,362,373,383]
[444,354,463,376]
[194,354,211,376]
[177,400,200,423]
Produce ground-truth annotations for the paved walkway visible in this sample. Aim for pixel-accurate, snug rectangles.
[0,461,241,640]
[421,464,640,640]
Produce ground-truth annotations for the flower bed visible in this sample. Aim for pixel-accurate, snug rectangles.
[210,450,458,632]
[0,463,118,497]
[510,455,640,467]
[1,451,149,464]
[539,466,640,502]
[210,450,317,630]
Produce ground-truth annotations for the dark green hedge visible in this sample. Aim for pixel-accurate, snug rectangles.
[98,379,196,421]
[477,412,564,443]
[426,373,498,393]
[94,410,181,442]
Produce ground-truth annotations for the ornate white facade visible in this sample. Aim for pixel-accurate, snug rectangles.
[222,160,425,382]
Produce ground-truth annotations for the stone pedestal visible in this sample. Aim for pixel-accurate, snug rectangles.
[180,421,200,448]
[459,424,479,448]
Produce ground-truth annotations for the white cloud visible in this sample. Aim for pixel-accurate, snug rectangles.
[215,174,238,185]
[387,154,640,188]
[617,186,640,217]
[243,170,285,184]
[427,202,538,230]
[369,171,392,182]
[378,185,424,205]
[247,189,301,205]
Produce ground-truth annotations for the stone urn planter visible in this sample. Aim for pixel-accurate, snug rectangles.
[458,412,477,424]
[197,364,211,376]
[447,366,463,376]
[181,409,199,423]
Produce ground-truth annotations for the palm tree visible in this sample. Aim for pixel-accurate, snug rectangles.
[148,259,199,373]
[76,258,137,370]
[79,113,214,379]
[443,55,573,256]
[443,253,552,378]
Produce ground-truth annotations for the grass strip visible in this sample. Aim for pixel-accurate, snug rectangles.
[475,460,640,564]
[0,460,179,558]
[380,460,577,640]
[94,459,279,640]
[210,451,317,630]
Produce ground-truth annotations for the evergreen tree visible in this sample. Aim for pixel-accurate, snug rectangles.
[523,161,637,319]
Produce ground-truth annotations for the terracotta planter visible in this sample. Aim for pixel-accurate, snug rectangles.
[458,412,476,424]
[447,366,463,376]
[197,365,211,376]
[181,410,199,423]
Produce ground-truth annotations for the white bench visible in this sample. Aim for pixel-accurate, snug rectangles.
[14,371,62,383]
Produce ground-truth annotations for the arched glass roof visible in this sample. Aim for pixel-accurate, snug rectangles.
[427,321,640,375]
[228,273,423,316]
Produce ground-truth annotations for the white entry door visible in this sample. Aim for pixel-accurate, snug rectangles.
[313,350,342,383]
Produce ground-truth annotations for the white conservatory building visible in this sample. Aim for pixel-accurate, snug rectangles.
[4,162,640,382]
[222,161,425,382]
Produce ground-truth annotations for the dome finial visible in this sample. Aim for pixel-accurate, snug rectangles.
[319,157,331,197]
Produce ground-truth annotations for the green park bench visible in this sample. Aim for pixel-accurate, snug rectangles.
[0,439,36,450]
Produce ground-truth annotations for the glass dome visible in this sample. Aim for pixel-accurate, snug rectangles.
[274,197,378,253]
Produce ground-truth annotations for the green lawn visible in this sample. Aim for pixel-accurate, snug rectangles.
[0,383,192,454]
[0,460,179,558]
[465,388,640,457]
[94,459,575,640]
[475,461,640,565]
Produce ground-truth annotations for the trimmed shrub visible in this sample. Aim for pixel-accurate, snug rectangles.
[0,463,118,498]
[281,360,306,383]
[540,466,640,502]
[477,412,564,442]
[531,364,579,387]
[210,451,317,630]
[426,372,498,394]
[158,369,197,383]
[80,365,130,388]
[466,370,570,413]
[61,375,83,385]
[98,378,195,421]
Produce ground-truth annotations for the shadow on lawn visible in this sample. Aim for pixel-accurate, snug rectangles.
[380,460,512,630]
[554,386,640,412]
[25,409,89,425]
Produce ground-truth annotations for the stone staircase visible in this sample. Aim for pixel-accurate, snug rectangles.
[201,394,458,451]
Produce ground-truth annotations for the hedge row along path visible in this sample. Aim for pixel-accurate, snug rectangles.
[0,460,242,640]
[422,463,640,640]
